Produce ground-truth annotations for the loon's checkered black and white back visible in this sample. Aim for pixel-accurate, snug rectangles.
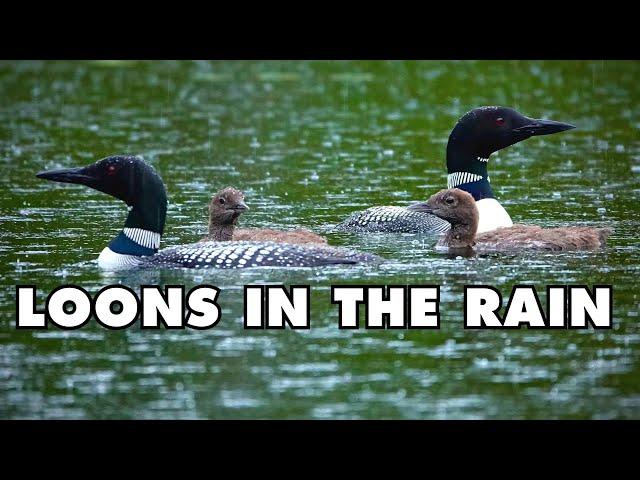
[333,206,451,234]
[142,241,378,269]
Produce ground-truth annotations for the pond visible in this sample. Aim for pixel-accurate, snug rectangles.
[1,60,639,419]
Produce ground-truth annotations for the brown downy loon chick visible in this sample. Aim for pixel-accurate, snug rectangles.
[202,187,328,245]
[407,188,612,252]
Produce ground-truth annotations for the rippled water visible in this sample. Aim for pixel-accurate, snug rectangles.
[1,60,639,419]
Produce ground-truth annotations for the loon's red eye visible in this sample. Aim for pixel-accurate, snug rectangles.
[495,117,505,126]
[107,165,117,175]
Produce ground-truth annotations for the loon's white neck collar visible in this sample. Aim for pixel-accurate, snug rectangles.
[122,227,161,250]
[445,155,512,232]
[99,227,162,269]
[447,171,495,202]
[446,144,494,199]
[447,172,490,189]
[102,202,164,268]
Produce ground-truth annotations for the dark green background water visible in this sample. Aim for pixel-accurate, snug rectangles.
[1,60,639,419]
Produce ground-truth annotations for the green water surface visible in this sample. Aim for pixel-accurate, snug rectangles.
[1,60,639,419]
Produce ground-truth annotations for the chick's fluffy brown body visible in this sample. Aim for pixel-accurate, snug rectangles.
[201,187,327,245]
[475,224,610,251]
[231,228,326,245]
[410,188,611,252]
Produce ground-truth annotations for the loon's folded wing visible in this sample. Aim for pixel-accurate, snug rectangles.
[143,241,379,269]
[333,206,451,234]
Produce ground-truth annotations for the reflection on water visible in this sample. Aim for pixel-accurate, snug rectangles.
[1,60,639,419]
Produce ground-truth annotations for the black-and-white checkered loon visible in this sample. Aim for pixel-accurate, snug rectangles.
[334,106,575,235]
[36,156,378,270]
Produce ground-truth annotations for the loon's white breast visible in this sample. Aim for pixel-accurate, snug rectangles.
[475,198,513,233]
[97,247,144,270]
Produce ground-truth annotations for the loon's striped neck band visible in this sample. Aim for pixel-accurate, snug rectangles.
[447,173,495,201]
[448,172,485,188]
[108,228,160,257]
[108,200,165,257]
[111,193,166,257]
[446,144,493,201]
[123,227,161,250]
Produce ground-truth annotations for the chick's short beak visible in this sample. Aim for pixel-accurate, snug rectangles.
[406,201,434,214]
[231,200,249,212]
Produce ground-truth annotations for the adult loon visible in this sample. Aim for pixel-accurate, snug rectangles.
[408,188,611,252]
[334,106,575,235]
[36,156,377,270]
[201,187,327,245]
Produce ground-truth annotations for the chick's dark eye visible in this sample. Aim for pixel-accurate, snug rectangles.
[495,117,505,126]
[219,198,226,205]
[445,197,455,205]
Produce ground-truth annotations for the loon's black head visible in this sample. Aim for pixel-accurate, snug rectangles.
[209,187,249,226]
[37,155,167,234]
[444,106,575,201]
[447,106,575,171]
[37,155,163,204]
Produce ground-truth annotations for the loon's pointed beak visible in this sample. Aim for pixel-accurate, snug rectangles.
[513,118,576,136]
[407,202,434,214]
[36,166,95,186]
